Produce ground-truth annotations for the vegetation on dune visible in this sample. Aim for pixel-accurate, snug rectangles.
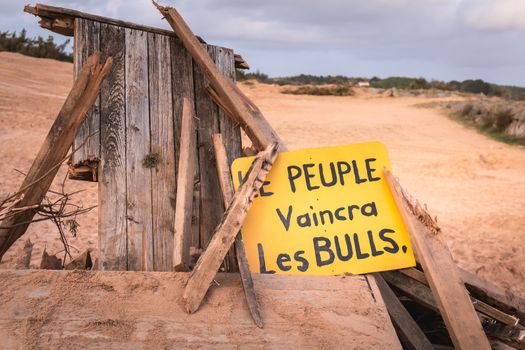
[0,29,73,62]
[237,69,525,101]
[281,84,355,97]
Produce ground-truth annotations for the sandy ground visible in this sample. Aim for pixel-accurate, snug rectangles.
[1,52,524,298]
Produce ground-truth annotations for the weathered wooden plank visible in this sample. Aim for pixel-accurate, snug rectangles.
[373,274,434,350]
[216,46,241,272]
[399,268,520,327]
[98,23,127,270]
[154,3,285,151]
[213,133,262,327]
[184,143,279,313]
[72,18,100,165]
[384,170,491,350]
[383,270,525,349]
[148,32,175,272]
[0,269,401,349]
[125,28,152,271]
[170,36,199,252]
[193,46,224,252]
[173,98,197,271]
[0,54,111,260]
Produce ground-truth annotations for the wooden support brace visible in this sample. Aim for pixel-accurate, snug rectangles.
[384,170,491,349]
[153,1,285,152]
[183,142,279,314]
[372,274,433,350]
[173,98,197,271]
[0,53,112,260]
[212,133,263,328]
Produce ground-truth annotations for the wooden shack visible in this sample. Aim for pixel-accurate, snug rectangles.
[25,4,249,272]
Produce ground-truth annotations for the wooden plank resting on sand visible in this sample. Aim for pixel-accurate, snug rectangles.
[213,133,263,328]
[384,170,491,350]
[0,53,112,261]
[183,143,279,314]
[173,98,197,271]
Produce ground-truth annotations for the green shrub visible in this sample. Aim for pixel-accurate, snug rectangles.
[281,84,354,97]
[494,108,514,132]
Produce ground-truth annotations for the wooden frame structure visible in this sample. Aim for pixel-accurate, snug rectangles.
[25,4,249,272]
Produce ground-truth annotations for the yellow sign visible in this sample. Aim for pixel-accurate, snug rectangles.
[231,142,415,275]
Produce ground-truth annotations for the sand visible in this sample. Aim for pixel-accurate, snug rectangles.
[1,52,524,298]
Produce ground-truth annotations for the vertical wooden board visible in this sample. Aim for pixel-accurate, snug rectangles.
[72,18,100,164]
[170,37,198,250]
[216,47,242,272]
[125,28,152,271]
[193,46,224,253]
[98,23,127,270]
[148,33,175,271]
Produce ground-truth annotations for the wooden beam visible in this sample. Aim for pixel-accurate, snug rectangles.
[372,274,433,350]
[399,182,525,325]
[183,142,279,313]
[384,170,491,350]
[212,133,263,328]
[0,53,112,260]
[153,2,285,152]
[173,98,197,271]
[399,268,520,327]
[383,270,525,349]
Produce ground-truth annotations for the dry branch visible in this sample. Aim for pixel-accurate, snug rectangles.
[0,53,112,261]
[212,133,263,328]
[183,142,279,314]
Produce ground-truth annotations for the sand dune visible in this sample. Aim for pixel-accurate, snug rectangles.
[1,52,523,297]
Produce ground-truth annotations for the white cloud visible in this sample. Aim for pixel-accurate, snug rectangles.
[459,0,525,30]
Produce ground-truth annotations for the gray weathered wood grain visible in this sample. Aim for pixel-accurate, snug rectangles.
[170,36,199,251]
[216,46,241,272]
[193,46,223,255]
[98,23,127,270]
[148,32,175,271]
[125,28,152,271]
[72,18,100,164]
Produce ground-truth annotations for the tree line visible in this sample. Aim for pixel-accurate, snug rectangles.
[0,29,73,62]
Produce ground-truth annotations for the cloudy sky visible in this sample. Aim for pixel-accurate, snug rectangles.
[2,0,525,86]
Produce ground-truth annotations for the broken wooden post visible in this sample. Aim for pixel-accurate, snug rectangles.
[372,274,433,350]
[0,53,112,261]
[153,1,285,152]
[212,133,263,328]
[173,98,197,271]
[14,239,33,269]
[183,142,279,313]
[384,170,491,350]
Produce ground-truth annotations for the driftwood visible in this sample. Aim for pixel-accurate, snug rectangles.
[14,239,33,269]
[384,170,491,349]
[0,53,112,261]
[64,250,93,270]
[153,2,285,152]
[173,98,197,271]
[183,143,279,313]
[212,133,263,328]
[40,249,62,270]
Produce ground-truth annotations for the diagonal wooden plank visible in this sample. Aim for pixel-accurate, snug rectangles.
[153,2,284,151]
[212,133,263,328]
[183,142,279,313]
[384,170,491,350]
[372,274,433,350]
